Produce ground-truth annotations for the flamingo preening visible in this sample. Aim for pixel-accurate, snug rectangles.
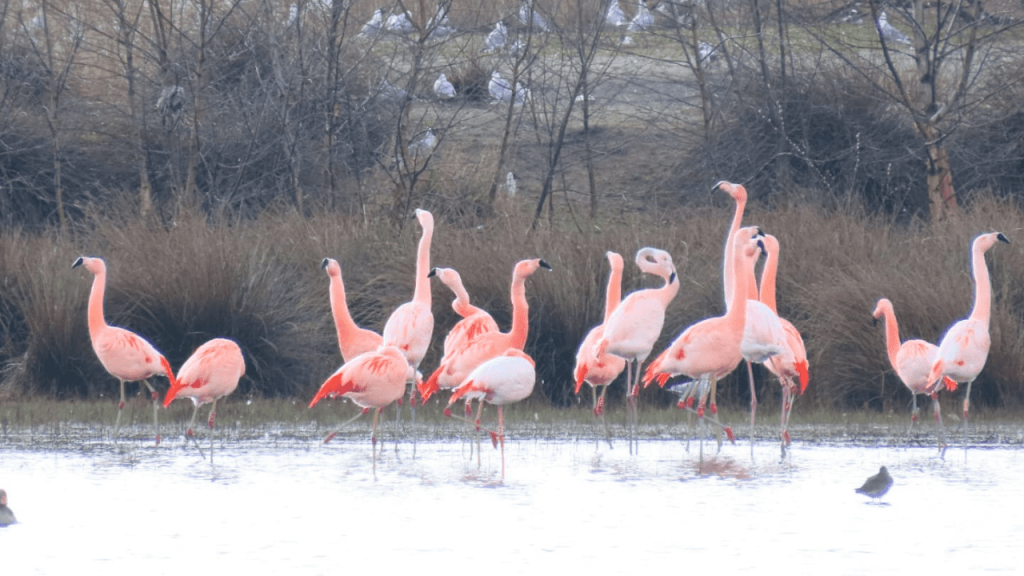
[73,256,176,445]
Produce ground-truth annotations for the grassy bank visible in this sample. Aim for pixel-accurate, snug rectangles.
[2,193,1024,414]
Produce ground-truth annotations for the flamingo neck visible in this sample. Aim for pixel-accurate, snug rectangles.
[328,272,359,351]
[412,221,433,306]
[506,274,530,351]
[759,245,778,314]
[880,307,901,370]
[449,281,474,318]
[969,242,992,325]
[656,273,680,309]
[87,269,109,339]
[603,264,623,323]
[723,197,746,310]
[725,246,750,332]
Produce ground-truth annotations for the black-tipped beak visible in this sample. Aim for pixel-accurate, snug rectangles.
[539,259,553,271]
[997,232,1010,244]
[872,317,879,328]
[320,258,330,270]
[71,257,84,269]
[754,227,764,237]
[669,272,677,284]
[427,268,438,278]
[757,240,766,255]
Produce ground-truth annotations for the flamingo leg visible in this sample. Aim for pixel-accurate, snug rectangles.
[323,407,371,443]
[372,408,382,475]
[140,378,161,446]
[624,361,634,455]
[184,403,207,459]
[632,360,645,455]
[710,374,722,452]
[747,360,757,452]
[475,400,486,467]
[208,399,217,464]
[598,385,612,449]
[780,385,791,458]
[113,379,127,442]
[932,393,947,456]
[498,406,505,480]
[910,393,920,431]
[962,378,975,451]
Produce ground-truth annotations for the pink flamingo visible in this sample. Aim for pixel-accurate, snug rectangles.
[163,338,245,461]
[446,348,536,479]
[593,247,678,453]
[872,298,956,448]
[758,234,811,449]
[643,229,766,449]
[309,345,410,469]
[419,258,552,404]
[574,251,626,414]
[927,232,1009,447]
[383,209,435,413]
[322,257,382,362]
[429,266,500,421]
[72,256,176,445]
[574,252,626,447]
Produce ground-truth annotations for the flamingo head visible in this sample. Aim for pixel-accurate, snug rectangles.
[515,258,553,278]
[605,251,624,274]
[871,298,893,326]
[322,258,341,278]
[414,208,434,231]
[714,180,747,204]
[636,247,676,283]
[761,234,780,258]
[72,256,106,276]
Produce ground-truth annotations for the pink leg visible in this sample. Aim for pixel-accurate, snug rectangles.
[324,407,370,443]
[113,379,127,442]
[372,407,382,474]
[962,379,974,450]
[932,393,947,452]
[498,406,506,480]
[140,379,161,446]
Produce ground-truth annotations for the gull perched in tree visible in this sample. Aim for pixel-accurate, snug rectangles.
[427,5,454,39]
[606,0,628,26]
[359,9,384,38]
[408,129,438,162]
[519,0,550,32]
[698,41,717,65]
[627,0,653,32]
[489,71,529,104]
[877,11,911,46]
[434,73,456,100]
[485,21,507,52]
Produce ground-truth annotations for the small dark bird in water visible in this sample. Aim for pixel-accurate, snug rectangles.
[0,489,17,526]
[855,466,893,501]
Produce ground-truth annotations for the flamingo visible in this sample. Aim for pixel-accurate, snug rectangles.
[573,252,626,438]
[927,232,1009,447]
[716,180,747,309]
[643,229,767,449]
[593,247,678,453]
[446,348,536,479]
[309,345,410,469]
[758,234,811,450]
[0,489,16,526]
[322,257,382,363]
[419,258,552,403]
[383,209,435,413]
[872,298,956,449]
[430,266,500,421]
[72,256,176,445]
[163,338,245,461]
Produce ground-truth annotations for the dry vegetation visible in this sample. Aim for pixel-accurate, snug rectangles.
[2,0,1024,417]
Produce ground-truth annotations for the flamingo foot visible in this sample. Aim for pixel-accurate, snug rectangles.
[155,434,161,446]
[465,403,472,417]
[119,401,126,410]
[676,400,686,410]
[208,411,216,429]
[396,398,404,407]
[697,406,705,418]
[324,432,338,443]
[630,384,639,398]
[594,396,605,417]
[410,396,418,408]
[443,407,453,418]
[724,427,735,443]
[782,430,791,446]
[489,431,499,449]
[474,419,481,432]
[186,427,195,437]
[151,391,159,401]
[372,435,377,447]
[361,407,371,415]
[911,414,918,423]
[710,403,717,415]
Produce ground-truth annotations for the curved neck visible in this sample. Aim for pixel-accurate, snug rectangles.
[969,242,992,325]
[723,197,746,310]
[759,245,778,314]
[880,307,901,370]
[328,272,360,349]
[507,273,530,350]
[87,269,109,339]
[412,221,433,306]
[603,264,623,323]
[449,281,474,318]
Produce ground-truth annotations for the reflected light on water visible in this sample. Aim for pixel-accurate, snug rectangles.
[2,433,1022,573]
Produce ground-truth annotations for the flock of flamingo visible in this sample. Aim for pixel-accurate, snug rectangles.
[69,181,1008,472]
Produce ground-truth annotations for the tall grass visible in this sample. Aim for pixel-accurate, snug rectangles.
[2,193,1023,414]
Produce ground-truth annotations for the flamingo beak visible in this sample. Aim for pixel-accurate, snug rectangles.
[72,257,84,269]
[427,268,438,278]
[320,258,330,270]
[669,272,677,284]
[539,259,553,271]
[997,232,1010,244]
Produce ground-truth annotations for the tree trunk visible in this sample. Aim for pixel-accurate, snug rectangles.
[923,125,957,221]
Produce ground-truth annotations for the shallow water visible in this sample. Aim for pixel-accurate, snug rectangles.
[2,424,1023,574]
